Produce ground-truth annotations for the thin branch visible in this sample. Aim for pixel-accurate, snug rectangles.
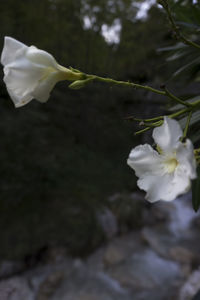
[164,87,192,107]
[87,75,166,96]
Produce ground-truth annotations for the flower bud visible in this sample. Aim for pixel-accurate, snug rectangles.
[1,36,83,107]
[69,78,93,90]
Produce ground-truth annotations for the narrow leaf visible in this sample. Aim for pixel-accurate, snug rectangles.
[192,166,200,212]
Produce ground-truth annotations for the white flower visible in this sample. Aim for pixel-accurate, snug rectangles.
[1,36,82,107]
[127,117,197,202]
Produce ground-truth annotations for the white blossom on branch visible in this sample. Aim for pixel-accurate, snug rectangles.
[127,117,197,202]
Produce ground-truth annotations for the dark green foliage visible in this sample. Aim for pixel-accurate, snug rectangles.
[159,0,200,82]
[0,0,169,259]
[192,166,200,212]
[163,1,200,146]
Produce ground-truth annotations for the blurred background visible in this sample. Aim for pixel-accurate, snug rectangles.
[1,0,200,299]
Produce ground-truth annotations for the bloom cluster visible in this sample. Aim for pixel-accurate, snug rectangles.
[0,37,198,204]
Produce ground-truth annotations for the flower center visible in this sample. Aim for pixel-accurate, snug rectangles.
[164,157,178,173]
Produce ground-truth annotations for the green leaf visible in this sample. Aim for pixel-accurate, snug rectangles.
[157,43,187,52]
[176,21,200,30]
[192,166,200,212]
[179,111,200,128]
[169,95,200,112]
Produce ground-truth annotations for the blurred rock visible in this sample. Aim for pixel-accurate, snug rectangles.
[49,262,131,300]
[108,192,144,233]
[96,208,118,239]
[103,232,143,267]
[0,260,24,279]
[104,244,126,266]
[168,193,197,238]
[179,268,200,300]
[0,193,200,300]
[44,247,68,264]
[108,249,181,292]
[0,277,34,300]
[37,271,64,300]
[169,247,195,264]
[142,227,176,258]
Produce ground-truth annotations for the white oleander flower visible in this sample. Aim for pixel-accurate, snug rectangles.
[1,36,83,107]
[127,116,197,202]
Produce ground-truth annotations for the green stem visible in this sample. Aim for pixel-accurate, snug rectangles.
[134,108,189,135]
[170,107,189,118]
[135,120,163,135]
[87,75,165,95]
[135,126,152,135]
[128,107,188,123]
[139,115,164,122]
[164,87,192,107]
[85,74,190,107]
[191,99,200,109]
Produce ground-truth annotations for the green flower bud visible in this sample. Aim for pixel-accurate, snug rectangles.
[69,78,93,90]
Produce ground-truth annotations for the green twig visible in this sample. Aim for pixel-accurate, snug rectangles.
[135,126,152,135]
[86,74,165,96]
[133,107,190,135]
[85,74,191,108]
[164,87,192,107]
[125,107,189,125]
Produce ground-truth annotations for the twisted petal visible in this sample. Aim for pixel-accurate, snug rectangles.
[138,170,191,202]
[176,139,197,180]
[26,46,59,69]
[127,144,163,177]
[153,117,183,152]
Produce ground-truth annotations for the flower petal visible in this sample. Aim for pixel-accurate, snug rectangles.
[1,37,63,107]
[176,139,197,180]
[27,46,58,69]
[6,88,33,108]
[127,144,163,177]
[153,117,183,152]
[3,58,43,107]
[32,72,61,102]
[1,36,27,66]
[138,171,191,202]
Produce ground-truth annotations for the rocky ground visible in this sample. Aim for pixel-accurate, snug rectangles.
[1,192,200,300]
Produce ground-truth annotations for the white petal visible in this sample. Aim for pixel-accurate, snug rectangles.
[127,144,163,177]
[3,59,43,107]
[6,88,33,107]
[1,37,65,107]
[27,46,58,69]
[32,72,61,102]
[153,117,183,152]
[169,169,191,199]
[138,171,190,202]
[176,139,197,180]
[1,36,27,66]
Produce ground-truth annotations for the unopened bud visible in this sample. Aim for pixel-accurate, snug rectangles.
[69,78,93,90]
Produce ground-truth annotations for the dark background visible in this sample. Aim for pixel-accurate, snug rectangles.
[0,0,180,260]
